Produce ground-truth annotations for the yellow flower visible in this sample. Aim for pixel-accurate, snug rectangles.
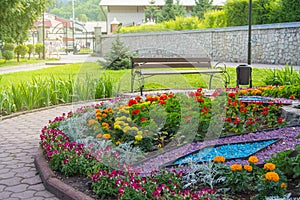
[102,134,111,139]
[230,164,243,172]
[116,141,121,145]
[126,117,132,122]
[131,126,139,131]
[213,156,226,163]
[264,163,276,171]
[137,131,143,135]
[280,183,287,189]
[114,124,121,130]
[264,172,280,182]
[123,126,131,133]
[135,135,143,141]
[244,165,253,172]
[248,156,259,164]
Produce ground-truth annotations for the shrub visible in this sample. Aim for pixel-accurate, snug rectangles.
[14,44,29,62]
[262,64,300,86]
[3,43,15,51]
[100,37,132,70]
[35,43,45,59]
[0,50,2,59]
[2,50,14,62]
[26,44,34,60]
[202,10,227,28]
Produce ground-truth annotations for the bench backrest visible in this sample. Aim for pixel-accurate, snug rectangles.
[131,57,212,69]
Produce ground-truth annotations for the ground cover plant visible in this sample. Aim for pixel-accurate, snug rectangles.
[39,88,300,199]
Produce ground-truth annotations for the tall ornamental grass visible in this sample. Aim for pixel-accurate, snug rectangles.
[0,74,114,116]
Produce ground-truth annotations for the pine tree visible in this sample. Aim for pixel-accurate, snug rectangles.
[100,36,132,70]
[191,0,213,20]
[159,0,176,22]
[145,0,161,22]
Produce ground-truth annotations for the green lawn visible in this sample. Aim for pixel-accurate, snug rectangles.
[0,62,270,92]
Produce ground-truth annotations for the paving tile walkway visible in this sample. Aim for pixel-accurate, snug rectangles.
[0,103,92,200]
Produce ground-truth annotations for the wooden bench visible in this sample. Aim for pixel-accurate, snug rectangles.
[131,57,230,94]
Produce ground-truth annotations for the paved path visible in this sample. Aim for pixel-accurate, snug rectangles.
[0,103,95,200]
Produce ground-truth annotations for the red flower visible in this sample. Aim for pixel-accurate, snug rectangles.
[140,117,147,122]
[201,106,209,115]
[128,99,137,106]
[290,95,295,99]
[228,92,236,98]
[262,111,268,115]
[233,117,240,125]
[131,109,140,115]
[159,100,166,105]
[135,96,142,101]
[197,98,204,103]
[277,117,283,123]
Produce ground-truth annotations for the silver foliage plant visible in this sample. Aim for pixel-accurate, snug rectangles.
[181,158,229,193]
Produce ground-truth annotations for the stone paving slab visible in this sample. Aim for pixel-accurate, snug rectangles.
[0,102,98,200]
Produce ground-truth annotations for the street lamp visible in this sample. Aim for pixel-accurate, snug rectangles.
[72,0,75,53]
[247,0,252,65]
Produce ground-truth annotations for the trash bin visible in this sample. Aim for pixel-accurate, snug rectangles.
[236,65,252,88]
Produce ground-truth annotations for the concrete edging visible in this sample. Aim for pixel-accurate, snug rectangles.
[34,148,94,200]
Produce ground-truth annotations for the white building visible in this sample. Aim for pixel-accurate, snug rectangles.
[100,0,226,33]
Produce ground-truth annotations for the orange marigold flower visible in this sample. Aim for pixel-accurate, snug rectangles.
[213,156,226,163]
[102,122,109,127]
[280,183,287,189]
[116,141,121,145]
[264,163,276,171]
[230,164,243,172]
[240,90,248,95]
[96,134,102,138]
[95,109,101,113]
[102,113,107,118]
[244,165,253,172]
[248,156,259,164]
[102,134,111,139]
[88,119,97,125]
[96,116,102,121]
[265,172,280,182]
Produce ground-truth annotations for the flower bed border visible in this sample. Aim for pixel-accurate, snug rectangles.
[34,147,94,200]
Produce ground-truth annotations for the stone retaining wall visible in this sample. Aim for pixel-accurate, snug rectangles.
[96,22,300,65]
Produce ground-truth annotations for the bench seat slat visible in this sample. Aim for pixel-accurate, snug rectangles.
[132,57,211,63]
[139,69,223,75]
[135,63,211,68]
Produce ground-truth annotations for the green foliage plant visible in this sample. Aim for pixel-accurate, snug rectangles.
[34,43,45,59]
[3,43,15,51]
[100,37,132,70]
[202,10,227,28]
[191,0,213,20]
[2,50,14,62]
[262,64,300,86]
[26,44,34,60]
[14,44,29,62]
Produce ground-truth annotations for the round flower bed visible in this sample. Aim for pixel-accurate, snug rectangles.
[39,88,300,199]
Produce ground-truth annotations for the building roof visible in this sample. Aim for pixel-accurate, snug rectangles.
[100,0,226,6]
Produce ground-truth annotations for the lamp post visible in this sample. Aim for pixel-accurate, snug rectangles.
[42,10,45,59]
[247,0,252,65]
[72,0,75,53]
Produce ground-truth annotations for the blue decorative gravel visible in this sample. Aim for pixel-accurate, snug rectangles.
[238,96,270,102]
[174,139,277,165]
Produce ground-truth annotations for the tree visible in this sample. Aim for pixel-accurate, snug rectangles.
[252,0,271,24]
[0,0,45,43]
[174,0,186,17]
[191,0,213,20]
[78,14,88,22]
[14,44,29,62]
[26,44,35,60]
[35,43,45,59]
[145,0,161,23]
[159,0,176,22]
[100,37,132,70]
[224,0,249,26]
[280,0,300,22]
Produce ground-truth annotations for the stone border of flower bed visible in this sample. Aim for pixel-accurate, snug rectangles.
[34,147,93,200]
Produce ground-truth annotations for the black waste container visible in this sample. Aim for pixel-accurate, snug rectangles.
[236,65,252,88]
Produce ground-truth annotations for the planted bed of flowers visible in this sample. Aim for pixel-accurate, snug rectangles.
[39,88,300,199]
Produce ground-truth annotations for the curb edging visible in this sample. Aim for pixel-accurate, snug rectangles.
[34,148,94,200]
